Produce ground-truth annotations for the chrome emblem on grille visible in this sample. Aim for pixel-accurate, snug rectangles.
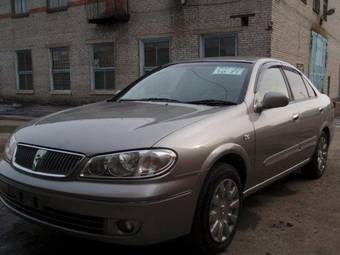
[32,149,47,171]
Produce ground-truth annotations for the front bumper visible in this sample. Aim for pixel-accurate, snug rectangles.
[0,160,200,245]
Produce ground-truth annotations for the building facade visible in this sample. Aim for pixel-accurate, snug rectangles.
[0,0,339,105]
[271,0,340,98]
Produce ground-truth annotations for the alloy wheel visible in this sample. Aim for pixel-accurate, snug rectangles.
[209,178,240,243]
[317,136,328,173]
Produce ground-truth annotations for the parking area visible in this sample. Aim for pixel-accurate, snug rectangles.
[0,117,340,255]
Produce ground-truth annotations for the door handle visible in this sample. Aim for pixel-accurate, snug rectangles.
[292,113,300,121]
[319,107,324,113]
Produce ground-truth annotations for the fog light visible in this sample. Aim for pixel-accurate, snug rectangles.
[117,220,136,234]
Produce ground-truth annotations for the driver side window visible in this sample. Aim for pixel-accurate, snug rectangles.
[256,67,289,103]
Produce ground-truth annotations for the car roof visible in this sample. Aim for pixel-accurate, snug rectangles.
[171,57,284,65]
[171,57,300,73]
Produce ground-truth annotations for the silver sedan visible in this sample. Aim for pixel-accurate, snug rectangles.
[0,57,334,254]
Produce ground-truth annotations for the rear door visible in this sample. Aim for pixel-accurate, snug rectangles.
[252,64,302,184]
[283,68,323,160]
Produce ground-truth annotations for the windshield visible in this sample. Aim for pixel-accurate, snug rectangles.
[118,62,253,105]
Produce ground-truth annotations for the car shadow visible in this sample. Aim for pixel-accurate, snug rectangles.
[231,171,307,233]
[24,230,191,255]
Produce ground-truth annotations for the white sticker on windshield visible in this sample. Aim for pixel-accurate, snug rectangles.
[212,66,245,76]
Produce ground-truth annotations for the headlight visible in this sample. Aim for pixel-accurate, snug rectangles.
[80,149,177,179]
[4,135,17,162]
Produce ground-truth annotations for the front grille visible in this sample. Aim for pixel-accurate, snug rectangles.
[14,144,84,177]
[1,194,106,235]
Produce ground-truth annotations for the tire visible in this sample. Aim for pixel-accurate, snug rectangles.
[187,163,243,255]
[301,131,329,179]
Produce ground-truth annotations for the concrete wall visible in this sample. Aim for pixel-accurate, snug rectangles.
[271,0,340,99]
[0,0,272,104]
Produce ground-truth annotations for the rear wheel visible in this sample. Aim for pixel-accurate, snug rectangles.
[188,163,243,255]
[301,131,329,179]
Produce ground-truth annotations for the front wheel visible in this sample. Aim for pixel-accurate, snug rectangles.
[301,131,329,179]
[188,163,243,255]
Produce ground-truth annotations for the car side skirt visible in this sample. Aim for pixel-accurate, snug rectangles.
[243,158,310,197]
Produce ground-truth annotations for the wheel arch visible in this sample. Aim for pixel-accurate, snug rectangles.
[201,143,251,190]
[322,126,331,145]
[319,122,333,146]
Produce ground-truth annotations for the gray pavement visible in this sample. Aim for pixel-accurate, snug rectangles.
[0,118,339,255]
[0,103,68,118]
[335,117,340,127]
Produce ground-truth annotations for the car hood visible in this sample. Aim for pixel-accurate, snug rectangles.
[14,101,222,156]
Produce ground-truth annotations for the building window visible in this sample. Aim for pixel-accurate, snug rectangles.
[313,0,320,14]
[47,0,68,12]
[323,0,329,21]
[141,39,170,74]
[12,0,29,17]
[92,43,115,90]
[241,16,249,27]
[50,47,70,90]
[16,50,33,90]
[202,34,238,58]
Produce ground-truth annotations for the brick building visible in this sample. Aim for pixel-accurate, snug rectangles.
[0,0,339,105]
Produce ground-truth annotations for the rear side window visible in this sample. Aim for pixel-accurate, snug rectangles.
[303,77,317,97]
[256,67,289,102]
[284,70,309,101]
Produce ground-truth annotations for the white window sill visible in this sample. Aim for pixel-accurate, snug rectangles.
[16,90,34,95]
[50,90,72,95]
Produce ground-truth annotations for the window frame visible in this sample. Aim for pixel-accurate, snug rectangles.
[254,63,293,104]
[282,66,311,102]
[139,37,171,76]
[200,33,239,58]
[313,0,321,14]
[323,0,329,21]
[91,43,116,91]
[11,0,29,18]
[47,0,69,13]
[302,76,318,98]
[15,49,33,91]
[49,47,71,91]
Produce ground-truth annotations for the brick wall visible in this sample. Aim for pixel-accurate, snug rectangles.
[270,0,340,99]
[0,0,272,104]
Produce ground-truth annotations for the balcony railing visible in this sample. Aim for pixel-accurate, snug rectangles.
[86,0,130,24]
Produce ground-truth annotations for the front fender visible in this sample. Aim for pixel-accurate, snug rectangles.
[201,143,251,176]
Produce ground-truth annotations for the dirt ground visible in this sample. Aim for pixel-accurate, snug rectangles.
[0,117,339,255]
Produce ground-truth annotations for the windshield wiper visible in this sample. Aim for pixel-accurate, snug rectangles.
[119,98,236,106]
[186,100,237,106]
[119,98,184,103]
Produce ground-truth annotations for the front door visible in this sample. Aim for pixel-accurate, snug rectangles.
[252,64,301,185]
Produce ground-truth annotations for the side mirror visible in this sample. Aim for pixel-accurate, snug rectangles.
[255,92,289,112]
